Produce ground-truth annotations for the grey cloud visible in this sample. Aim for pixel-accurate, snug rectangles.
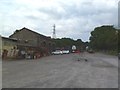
[37,1,117,21]
[22,2,118,41]
[25,15,39,20]
[0,0,118,41]
[38,8,66,20]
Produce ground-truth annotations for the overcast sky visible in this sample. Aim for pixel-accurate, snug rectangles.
[0,0,119,41]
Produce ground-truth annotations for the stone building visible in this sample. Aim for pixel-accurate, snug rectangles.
[2,37,18,59]
[1,27,55,60]
[9,27,55,58]
[9,27,54,47]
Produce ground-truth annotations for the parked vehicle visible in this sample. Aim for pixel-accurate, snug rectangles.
[62,50,70,54]
[74,50,80,53]
[52,50,63,55]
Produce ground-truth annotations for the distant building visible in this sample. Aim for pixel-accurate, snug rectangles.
[2,27,55,60]
[2,37,18,59]
[9,27,54,48]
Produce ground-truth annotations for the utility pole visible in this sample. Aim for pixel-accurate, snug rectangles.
[52,24,56,39]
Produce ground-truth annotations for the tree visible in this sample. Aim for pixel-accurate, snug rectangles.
[89,25,118,51]
[53,38,86,51]
[118,29,120,52]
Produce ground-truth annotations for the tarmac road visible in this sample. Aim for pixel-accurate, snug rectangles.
[2,52,118,88]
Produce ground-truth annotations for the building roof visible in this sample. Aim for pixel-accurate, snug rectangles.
[9,27,51,40]
[2,37,17,42]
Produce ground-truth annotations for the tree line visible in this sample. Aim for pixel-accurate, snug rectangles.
[89,25,119,53]
[53,38,88,51]
[53,25,119,54]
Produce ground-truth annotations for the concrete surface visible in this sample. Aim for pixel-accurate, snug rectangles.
[2,52,118,88]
